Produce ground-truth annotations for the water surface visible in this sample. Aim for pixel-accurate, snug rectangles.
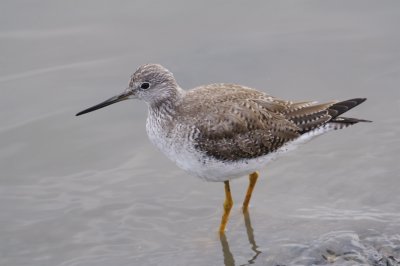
[1,1,400,265]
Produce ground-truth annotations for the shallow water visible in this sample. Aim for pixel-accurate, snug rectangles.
[1,1,400,265]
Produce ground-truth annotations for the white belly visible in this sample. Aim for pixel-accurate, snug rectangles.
[146,118,336,182]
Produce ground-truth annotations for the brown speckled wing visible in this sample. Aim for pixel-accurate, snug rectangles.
[178,84,302,161]
[284,102,335,133]
[178,84,367,162]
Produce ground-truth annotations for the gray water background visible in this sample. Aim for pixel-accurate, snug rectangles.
[1,1,400,265]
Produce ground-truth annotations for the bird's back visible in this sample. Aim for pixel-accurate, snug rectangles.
[175,83,367,162]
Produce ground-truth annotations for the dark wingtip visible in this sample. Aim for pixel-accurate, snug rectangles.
[343,98,367,106]
[355,98,367,104]
[332,117,372,123]
[327,97,370,124]
[328,98,368,118]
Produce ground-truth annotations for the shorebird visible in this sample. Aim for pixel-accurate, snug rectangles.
[76,64,370,233]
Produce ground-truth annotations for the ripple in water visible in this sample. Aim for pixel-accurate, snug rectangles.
[263,231,400,266]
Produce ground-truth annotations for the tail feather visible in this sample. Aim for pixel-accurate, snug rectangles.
[328,98,371,125]
[328,98,367,119]
[290,98,370,134]
[331,116,372,124]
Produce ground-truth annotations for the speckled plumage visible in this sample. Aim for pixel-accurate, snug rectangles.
[77,64,369,182]
[76,64,370,232]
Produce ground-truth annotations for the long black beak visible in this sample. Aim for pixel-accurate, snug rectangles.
[76,89,133,116]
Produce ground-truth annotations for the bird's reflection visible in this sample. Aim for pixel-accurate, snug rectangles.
[219,211,262,266]
[220,233,235,266]
[243,211,262,264]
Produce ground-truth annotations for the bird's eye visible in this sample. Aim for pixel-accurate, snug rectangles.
[140,82,150,89]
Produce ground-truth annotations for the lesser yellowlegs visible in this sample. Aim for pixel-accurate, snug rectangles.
[76,64,370,233]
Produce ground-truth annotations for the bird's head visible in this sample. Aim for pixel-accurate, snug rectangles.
[76,64,181,116]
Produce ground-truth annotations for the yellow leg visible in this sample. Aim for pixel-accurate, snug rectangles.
[242,171,259,212]
[219,181,233,233]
